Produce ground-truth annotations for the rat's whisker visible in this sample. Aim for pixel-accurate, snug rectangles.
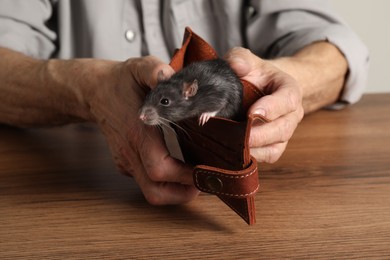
[156,118,170,129]
[159,117,190,139]
[152,118,176,137]
[154,119,180,140]
[157,118,179,138]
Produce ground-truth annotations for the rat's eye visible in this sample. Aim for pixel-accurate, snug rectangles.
[160,98,170,106]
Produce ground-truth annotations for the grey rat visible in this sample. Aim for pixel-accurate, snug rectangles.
[139,58,243,126]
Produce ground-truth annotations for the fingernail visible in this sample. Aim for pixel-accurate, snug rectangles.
[229,56,246,65]
[253,108,266,117]
[227,57,249,77]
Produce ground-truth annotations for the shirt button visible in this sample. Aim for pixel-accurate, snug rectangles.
[125,30,136,42]
[246,6,256,19]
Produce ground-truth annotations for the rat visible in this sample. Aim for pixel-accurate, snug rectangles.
[139,58,243,126]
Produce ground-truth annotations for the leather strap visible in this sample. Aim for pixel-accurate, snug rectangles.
[194,157,259,199]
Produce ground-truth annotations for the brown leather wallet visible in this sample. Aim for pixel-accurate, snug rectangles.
[170,27,268,225]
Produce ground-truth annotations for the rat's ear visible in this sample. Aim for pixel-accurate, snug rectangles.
[157,70,169,83]
[182,80,198,100]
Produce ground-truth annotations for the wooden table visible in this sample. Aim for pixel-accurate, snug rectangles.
[1,94,390,259]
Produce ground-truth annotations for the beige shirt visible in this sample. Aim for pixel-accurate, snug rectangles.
[0,0,369,103]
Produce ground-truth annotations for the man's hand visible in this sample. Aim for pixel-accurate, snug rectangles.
[0,47,199,205]
[225,48,304,163]
[86,56,199,205]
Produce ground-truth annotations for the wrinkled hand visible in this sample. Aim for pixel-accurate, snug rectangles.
[87,56,199,204]
[225,48,304,163]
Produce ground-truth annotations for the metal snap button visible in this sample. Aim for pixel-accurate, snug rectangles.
[205,176,223,192]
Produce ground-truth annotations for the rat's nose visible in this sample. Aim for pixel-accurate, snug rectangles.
[139,106,157,124]
[139,112,147,121]
[139,106,159,125]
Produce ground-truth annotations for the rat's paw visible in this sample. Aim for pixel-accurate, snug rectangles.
[199,111,218,126]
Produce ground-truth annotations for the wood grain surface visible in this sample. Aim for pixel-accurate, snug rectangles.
[1,94,390,259]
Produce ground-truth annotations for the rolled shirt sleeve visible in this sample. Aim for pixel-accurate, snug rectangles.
[0,0,56,59]
[247,0,370,104]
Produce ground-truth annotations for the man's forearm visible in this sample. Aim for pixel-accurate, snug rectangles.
[270,41,348,114]
[0,47,110,127]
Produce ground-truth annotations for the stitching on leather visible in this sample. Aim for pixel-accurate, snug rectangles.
[194,167,258,197]
[196,167,257,179]
[195,184,259,198]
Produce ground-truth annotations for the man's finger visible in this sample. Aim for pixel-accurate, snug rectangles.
[250,142,288,164]
[138,177,200,205]
[119,137,199,205]
[129,56,175,88]
[249,110,301,148]
[135,126,194,186]
[248,77,302,121]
